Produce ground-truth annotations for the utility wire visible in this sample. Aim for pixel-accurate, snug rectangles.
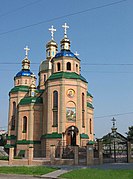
[1,62,133,65]
[0,0,128,36]
[94,111,133,119]
[0,0,42,19]
[1,69,133,74]
[82,63,133,66]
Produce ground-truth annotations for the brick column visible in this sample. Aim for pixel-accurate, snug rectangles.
[28,147,33,165]
[50,145,55,164]
[87,144,94,165]
[9,147,14,165]
[98,140,103,164]
[74,146,79,165]
[29,105,34,140]
[60,82,65,133]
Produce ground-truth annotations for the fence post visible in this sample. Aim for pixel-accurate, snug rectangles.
[9,147,14,165]
[50,145,55,164]
[98,140,103,164]
[28,147,33,165]
[127,141,131,163]
[74,145,79,165]
[87,143,94,165]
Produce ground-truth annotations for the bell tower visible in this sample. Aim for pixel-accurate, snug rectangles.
[39,25,58,89]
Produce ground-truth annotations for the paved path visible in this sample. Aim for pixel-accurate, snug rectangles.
[41,168,72,178]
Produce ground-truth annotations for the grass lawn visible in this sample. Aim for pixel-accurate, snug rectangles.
[60,168,133,179]
[0,166,57,176]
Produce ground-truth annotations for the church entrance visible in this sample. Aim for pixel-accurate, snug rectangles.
[66,126,79,146]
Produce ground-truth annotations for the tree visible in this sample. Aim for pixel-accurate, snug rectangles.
[126,126,133,142]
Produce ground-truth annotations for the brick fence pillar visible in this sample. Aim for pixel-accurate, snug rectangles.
[9,147,14,165]
[50,145,55,164]
[28,147,33,165]
[127,141,131,163]
[98,140,103,164]
[87,144,94,165]
[74,145,79,165]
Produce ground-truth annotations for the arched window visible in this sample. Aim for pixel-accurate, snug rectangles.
[90,118,92,134]
[23,116,27,133]
[44,74,46,83]
[17,80,19,85]
[76,64,78,72]
[25,80,27,84]
[13,102,16,115]
[53,91,58,108]
[82,93,85,127]
[11,102,16,130]
[47,51,50,57]
[57,62,61,71]
[53,91,58,126]
[67,62,71,71]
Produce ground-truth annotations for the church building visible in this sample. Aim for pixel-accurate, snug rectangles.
[6,23,94,158]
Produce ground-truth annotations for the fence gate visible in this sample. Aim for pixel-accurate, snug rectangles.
[78,146,87,165]
[102,132,128,163]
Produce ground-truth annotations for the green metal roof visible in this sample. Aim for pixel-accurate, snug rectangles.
[4,144,15,148]
[87,140,94,145]
[48,72,87,83]
[87,91,93,98]
[87,102,94,109]
[19,97,43,105]
[41,132,62,139]
[10,85,29,93]
[16,140,41,144]
[7,135,16,140]
[36,89,44,94]
[80,133,89,139]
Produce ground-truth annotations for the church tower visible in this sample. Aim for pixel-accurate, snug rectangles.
[39,26,58,89]
[6,47,42,157]
[41,23,94,157]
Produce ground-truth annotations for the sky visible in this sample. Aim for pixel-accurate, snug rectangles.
[0,0,133,138]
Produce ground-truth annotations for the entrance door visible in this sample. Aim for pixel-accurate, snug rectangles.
[71,131,76,146]
[66,126,79,146]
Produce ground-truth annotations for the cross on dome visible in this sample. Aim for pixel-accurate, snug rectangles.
[49,25,56,40]
[24,46,30,57]
[62,23,69,38]
[111,117,116,128]
[74,51,79,56]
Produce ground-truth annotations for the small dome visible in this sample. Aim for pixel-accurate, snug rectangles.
[60,37,70,44]
[30,83,36,89]
[55,50,78,59]
[16,69,33,77]
[22,57,30,64]
[46,40,57,48]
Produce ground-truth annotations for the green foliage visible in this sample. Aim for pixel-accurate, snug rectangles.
[126,126,133,142]
[0,166,57,176]
[0,135,7,146]
[60,168,133,179]
[0,156,9,160]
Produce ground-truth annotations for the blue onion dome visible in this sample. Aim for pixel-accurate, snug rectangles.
[55,50,74,58]
[16,69,33,77]
[54,49,79,60]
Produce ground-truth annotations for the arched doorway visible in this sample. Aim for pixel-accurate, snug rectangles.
[65,126,79,146]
